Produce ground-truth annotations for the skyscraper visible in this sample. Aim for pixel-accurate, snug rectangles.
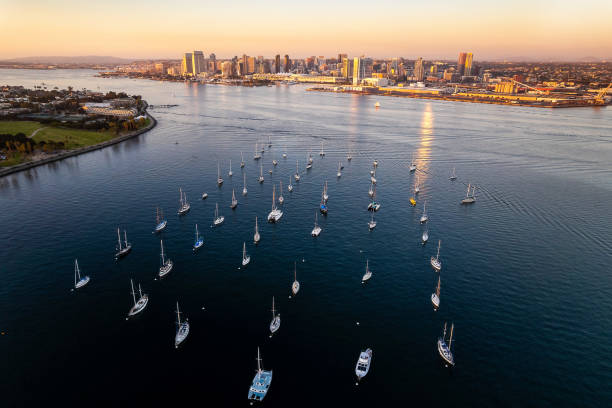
[248,56,256,74]
[457,52,467,76]
[275,54,281,74]
[352,57,373,85]
[283,55,291,72]
[464,52,474,76]
[341,57,353,79]
[414,57,425,82]
[181,52,193,75]
[192,51,205,75]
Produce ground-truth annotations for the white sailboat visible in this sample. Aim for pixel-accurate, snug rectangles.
[230,188,238,209]
[355,348,373,381]
[308,150,313,164]
[258,163,264,183]
[437,322,455,366]
[291,262,300,295]
[240,151,245,168]
[73,259,90,289]
[288,176,293,192]
[323,181,329,202]
[254,216,261,244]
[368,212,377,230]
[347,150,352,161]
[228,159,233,177]
[267,185,283,223]
[319,141,325,156]
[242,172,248,196]
[368,181,374,197]
[420,201,428,223]
[269,296,281,334]
[294,160,300,181]
[267,136,271,147]
[337,161,342,177]
[449,167,457,181]
[311,212,322,237]
[177,188,190,215]
[431,276,441,309]
[422,228,429,243]
[159,239,174,277]
[430,240,442,271]
[409,153,417,172]
[461,184,476,204]
[128,279,148,317]
[371,168,377,184]
[278,181,284,204]
[115,228,132,259]
[213,203,224,226]
[174,301,190,348]
[217,162,224,186]
[193,224,204,250]
[362,259,372,283]
[242,242,251,266]
[282,146,287,158]
[373,158,378,167]
[415,176,420,194]
[254,143,261,160]
[154,207,167,233]
[201,192,208,200]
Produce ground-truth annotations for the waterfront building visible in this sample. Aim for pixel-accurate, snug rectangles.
[275,55,281,73]
[494,81,518,93]
[192,51,205,75]
[414,57,425,82]
[221,61,233,78]
[464,52,474,76]
[341,57,353,79]
[352,57,373,85]
[248,57,256,74]
[181,52,193,76]
[283,55,291,72]
[458,52,467,76]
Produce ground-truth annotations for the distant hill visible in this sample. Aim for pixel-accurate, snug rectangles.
[0,56,136,64]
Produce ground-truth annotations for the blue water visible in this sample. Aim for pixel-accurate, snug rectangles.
[1,70,612,407]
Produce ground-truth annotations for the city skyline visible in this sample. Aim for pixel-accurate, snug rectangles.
[1,0,612,61]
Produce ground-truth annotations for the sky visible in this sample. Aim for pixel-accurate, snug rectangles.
[1,0,611,61]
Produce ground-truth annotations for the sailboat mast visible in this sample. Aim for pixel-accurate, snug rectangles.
[138,283,143,299]
[243,242,246,259]
[195,224,199,241]
[74,260,79,285]
[257,347,262,374]
[436,277,441,297]
[176,302,181,326]
[124,230,128,247]
[255,216,258,233]
[117,228,122,250]
[271,296,275,318]
[437,240,441,260]
[131,279,136,305]
[272,185,276,210]
[160,240,165,263]
[448,323,454,349]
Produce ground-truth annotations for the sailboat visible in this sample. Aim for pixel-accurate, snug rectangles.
[267,136,272,147]
[213,203,224,226]
[269,296,281,334]
[240,151,245,168]
[319,141,325,156]
[128,279,148,317]
[431,277,441,309]
[415,176,420,194]
[308,150,313,164]
[311,212,322,236]
[217,162,224,186]
[319,192,328,214]
[323,181,329,202]
[258,163,264,183]
[254,143,261,160]
[409,153,417,172]
[282,146,287,158]
[278,181,284,204]
[248,347,273,401]
[368,185,381,211]
[430,240,442,271]
[159,239,174,277]
[242,173,248,195]
[294,160,300,181]
[115,228,132,259]
[461,184,476,204]
[193,224,204,251]
[370,168,377,184]
[242,242,251,266]
[254,216,261,244]
[355,348,373,381]
[154,207,167,233]
[267,185,283,223]
[449,167,457,181]
[288,176,293,192]
[347,150,352,161]
[291,261,300,295]
[437,322,455,366]
[201,192,208,200]
[422,228,429,243]
[177,188,190,215]
[373,158,378,167]
[230,188,238,209]
[362,259,372,282]
[228,159,233,177]
[368,181,374,197]
[420,201,428,223]
[73,259,90,289]
[368,212,377,230]
[337,161,342,177]
[174,301,190,348]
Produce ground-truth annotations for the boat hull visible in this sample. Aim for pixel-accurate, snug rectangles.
[175,322,190,348]
[159,260,174,277]
[437,339,454,366]
[75,276,90,289]
[129,296,149,316]
[248,370,272,401]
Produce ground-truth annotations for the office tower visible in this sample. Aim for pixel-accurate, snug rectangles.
[338,53,347,64]
[457,52,467,76]
[341,57,353,79]
[464,52,473,76]
[208,53,216,73]
[181,53,193,75]
[352,57,373,85]
[283,55,291,72]
[430,64,438,74]
[414,57,425,81]
[221,61,233,78]
[247,56,256,74]
[192,51,205,75]
[275,54,281,73]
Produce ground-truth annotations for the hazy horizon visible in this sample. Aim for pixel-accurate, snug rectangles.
[1,0,611,61]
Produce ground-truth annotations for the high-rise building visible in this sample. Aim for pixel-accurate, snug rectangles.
[464,52,473,76]
[283,55,291,72]
[247,56,256,74]
[457,52,467,76]
[275,54,281,73]
[352,57,373,85]
[338,53,347,65]
[192,51,205,75]
[341,57,353,79]
[221,61,233,78]
[414,57,425,82]
[181,53,193,75]
[208,54,216,73]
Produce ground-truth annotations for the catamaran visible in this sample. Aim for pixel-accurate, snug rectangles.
[174,301,190,348]
[437,322,455,366]
[242,173,248,196]
[355,348,373,381]
[254,216,261,244]
[159,239,174,277]
[230,188,238,209]
[311,212,322,236]
[213,203,224,226]
[177,188,190,215]
[323,181,329,202]
[431,276,441,309]
[242,242,251,266]
[154,207,167,233]
[217,162,224,186]
[449,167,457,181]
[269,296,281,334]
[258,163,264,183]
[431,240,442,271]
[228,159,233,177]
[291,261,300,295]
[368,212,377,230]
[337,161,342,177]
[254,143,261,160]
[240,151,245,168]
[128,279,148,317]
[115,228,132,259]
[420,201,428,223]
[288,176,293,192]
[248,347,272,401]
[319,141,325,156]
[294,160,300,181]
[362,259,372,282]
[461,184,476,204]
[73,259,90,289]
[267,185,283,223]
[193,224,204,251]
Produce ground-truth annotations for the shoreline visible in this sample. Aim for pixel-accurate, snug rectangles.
[0,112,157,178]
